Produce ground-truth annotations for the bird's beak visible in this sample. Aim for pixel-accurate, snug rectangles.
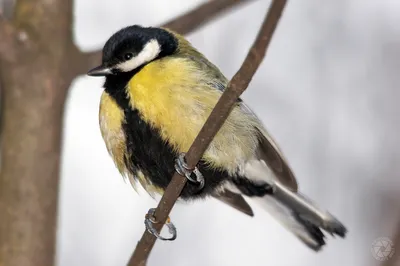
[87,65,114,76]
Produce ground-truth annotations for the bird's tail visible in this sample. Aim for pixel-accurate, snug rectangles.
[241,160,347,250]
[252,196,327,251]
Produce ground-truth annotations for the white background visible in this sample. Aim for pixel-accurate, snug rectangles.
[56,0,400,265]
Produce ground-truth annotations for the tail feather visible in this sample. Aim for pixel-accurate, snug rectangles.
[293,212,326,250]
[241,159,346,250]
[252,196,326,251]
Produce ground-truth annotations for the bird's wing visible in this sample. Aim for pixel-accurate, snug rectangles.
[239,102,298,192]
[255,129,298,192]
[192,55,298,192]
[212,190,254,217]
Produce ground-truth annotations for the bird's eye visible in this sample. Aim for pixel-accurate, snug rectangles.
[124,53,134,60]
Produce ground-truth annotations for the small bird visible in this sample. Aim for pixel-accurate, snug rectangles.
[87,25,346,250]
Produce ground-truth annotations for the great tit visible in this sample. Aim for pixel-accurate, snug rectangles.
[87,25,346,250]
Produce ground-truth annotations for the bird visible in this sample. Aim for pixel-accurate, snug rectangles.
[87,25,347,251]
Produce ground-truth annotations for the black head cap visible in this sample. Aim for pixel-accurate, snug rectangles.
[87,25,178,76]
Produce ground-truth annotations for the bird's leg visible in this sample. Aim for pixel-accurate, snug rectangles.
[272,181,347,237]
[174,152,205,191]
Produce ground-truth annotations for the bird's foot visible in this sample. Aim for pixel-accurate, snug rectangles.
[174,152,205,190]
[144,208,177,241]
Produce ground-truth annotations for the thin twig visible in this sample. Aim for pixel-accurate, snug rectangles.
[162,0,251,34]
[128,0,288,265]
[70,0,255,76]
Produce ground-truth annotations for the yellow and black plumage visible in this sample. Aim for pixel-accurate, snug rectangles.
[88,25,346,250]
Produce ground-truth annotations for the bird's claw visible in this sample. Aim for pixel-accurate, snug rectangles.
[174,152,205,190]
[144,208,177,241]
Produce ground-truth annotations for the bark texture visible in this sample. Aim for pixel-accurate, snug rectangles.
[0,1,75,265]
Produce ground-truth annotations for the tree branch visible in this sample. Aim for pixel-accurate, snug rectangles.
[69,0,256,77]
[128,0,288,265]
[161,0,252,34]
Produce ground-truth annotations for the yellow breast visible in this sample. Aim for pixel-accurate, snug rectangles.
[126,57,261,174]
[98,92,127,175]
[99,91,163,194]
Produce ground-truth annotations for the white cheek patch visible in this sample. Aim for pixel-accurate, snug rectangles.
[117,39,161,72]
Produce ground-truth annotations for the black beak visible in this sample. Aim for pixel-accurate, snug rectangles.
[87,65,114,76]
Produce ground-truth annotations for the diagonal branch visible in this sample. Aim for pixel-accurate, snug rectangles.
[128,0,288,265]
[161,0,252,34]
[69,0,256,77]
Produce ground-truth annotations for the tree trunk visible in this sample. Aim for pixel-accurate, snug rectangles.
[0,1,74,265]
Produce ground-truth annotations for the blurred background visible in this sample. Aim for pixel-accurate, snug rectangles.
[2,0,399,265]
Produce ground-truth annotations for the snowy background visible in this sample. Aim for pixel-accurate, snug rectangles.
[56,0,400,265]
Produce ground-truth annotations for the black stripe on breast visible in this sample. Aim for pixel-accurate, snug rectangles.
[103,71,228,199]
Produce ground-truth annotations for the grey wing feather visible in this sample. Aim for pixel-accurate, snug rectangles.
[255,130,298,191]
[212,190,254,217]
[239,102,298,192]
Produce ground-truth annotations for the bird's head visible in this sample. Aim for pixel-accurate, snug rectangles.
[87,25,178,77]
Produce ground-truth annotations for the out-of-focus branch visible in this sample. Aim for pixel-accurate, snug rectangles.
[69,0,256,76]
[128,1,288,265]
[162,0,251,34]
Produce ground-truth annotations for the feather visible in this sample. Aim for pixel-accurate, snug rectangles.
[243,159,346,251]
[238,101,298,191]
[212,190,254,217]
[252,195,326,251]
[255,129,298,191]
